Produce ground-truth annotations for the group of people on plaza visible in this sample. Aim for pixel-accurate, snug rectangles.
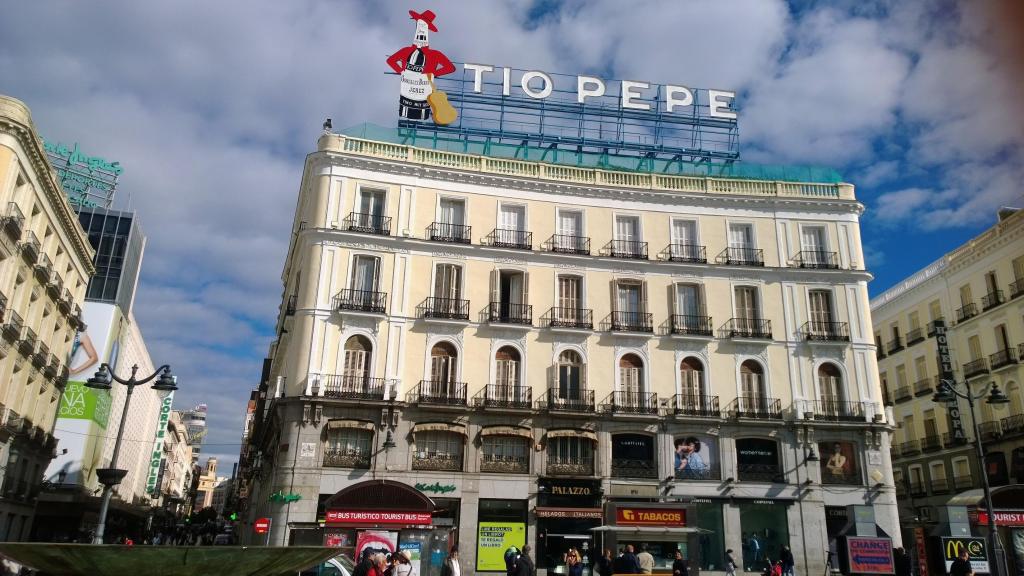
[352,547,422,576]
[590,544,689,576]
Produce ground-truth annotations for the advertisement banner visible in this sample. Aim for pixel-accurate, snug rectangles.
[326,510,432,525]
[976,511,1024,527]
[400,541,423,576]
[356,531,398,558]
[934,321,967,442]
[819,442,860,484]
[846,537,895,574]
[477,522,526,572]
[615,507,686,527]
[146,390,175,495]
[914,528,929,576]
[673,435,718,480]
[942,537,989,573]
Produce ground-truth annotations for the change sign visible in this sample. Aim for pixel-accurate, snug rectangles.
[846,537,895,574]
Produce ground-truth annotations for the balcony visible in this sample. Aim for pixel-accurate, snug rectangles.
[672,394,720,418]
[323,450,371,469]
[898,439,920,456]
[545,388,595,413]
[333,289,387,314]
[913,377,935,397]
[1010,278,1024,300]
[927,318,946,336]
[956,302,978,323]
[602,239,648,260]
[484,228,532,250]
[546,456,594,476]
[412,453,463,472]
[481,454,529,474]
[610,311,653,333]
[1000,413,1024,435]
[420,297,470,321]
[543,234,590,255]
[978,421,1002,441]
[792,250,840,269]
[942,432,969,447]
[343,212,391,236]
[44,354,59,379]
[802,321,850,342]
[908,481,926,496]
[953,475,974,490]
[33,252,52,283]
[3,202,24,240]
[737,463,784,483]
[989,348,1019,371]
[670,315,713,337]
[317,374,387,400]
[716,247,764,266]
[285,294,296,316]
[921,435,943,452]
[411,380,468,406]
[981,290,1004,311]
[724,318,772,340]
[894,385,912,403]
[905,328,925,346]
[47,272,63,300]
[543,307,593,330]
[602,391,659,415]
[473,384,533,410]
[931,477,950,494]
[32,341,49,369]
[962,358,989,379]
[727,397,783,419]
[427,221,471,244]
[487,302,533,325]
[17,326,36,356]
[808,399,865,422]
[666,243,707,263]
[19,230,40,263]
[1,310,21,343]
[886,337,903,354]
[611,458,658,479]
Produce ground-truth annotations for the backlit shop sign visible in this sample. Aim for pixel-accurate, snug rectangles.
[462,64,737,119]
[616,507,686,527]
[975,511,1024,527]
[325,510,432,525]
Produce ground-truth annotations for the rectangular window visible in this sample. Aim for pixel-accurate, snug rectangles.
[557,210,582,237]
[903,415,915,443]
[968,335,982,360]
[923,409,937,437]
[675,284,704,317]
[499,204,526,231]
[350,255,380,292]
[896,365,908,388]
[357,188,385,217]
[808,289,834,325]
[438,197,466,226]
[995,324,1010,350]
[557,275,582,311]
[985,271,998,294]
[959,284,974,306]
[914,357,928,381]
[672,219,698,245]
[734,286,759,320]
[908,311,920,331]
[728,223,754,249]
[800,225,828,266]
[617,282,643,314]
[615,215,640,241]
[929,300,943,321]
[739,503,790,571]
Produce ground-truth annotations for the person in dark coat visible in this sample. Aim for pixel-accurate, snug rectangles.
[780,545,795,576]
[673,550,689,576]
[597,549,614,576]
[613,545,642,574]
[894,547,913,576]
[518,546,536,576]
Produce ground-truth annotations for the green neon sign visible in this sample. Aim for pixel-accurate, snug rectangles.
[415,482,456,494]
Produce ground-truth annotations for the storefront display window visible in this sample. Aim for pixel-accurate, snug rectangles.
[736,438,783,483]
[819,441,860,485]
[536,479,602,574]
[478,500,528,572]
[481,435,530,474]
[611,433,656,479]
[693,502,725,570]
[413,431,464,471]
[739,503,790,572]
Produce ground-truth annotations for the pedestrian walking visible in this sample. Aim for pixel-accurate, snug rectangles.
[596,549,614,576]
[441,546,461,576]
[637,544,655,574]
[780,545,795,576]
[894,547,912,576]
[725,549,738,576]
[566,547,583,576]
[948,550,973,576]
[673,550,689,576]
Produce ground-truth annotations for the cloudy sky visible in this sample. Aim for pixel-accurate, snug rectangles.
[2,0,1022,469]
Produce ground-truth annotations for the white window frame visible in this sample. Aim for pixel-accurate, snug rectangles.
[429,260,466,300]
[614,349,650,395]
[554,206,586,237]
[735,357,771,400]
[804,285,839,325]
[796,222,831,252]
[422,337,463,384]
[730,282,764,321]
[496,201,529,231]
[612,211,644,242]
[346,253,382,293]
[673,281,706,317]
[725,219,757,249]
[670,217,701,246]
[354,183,388,216]
[435,194,469,226]
[553,273,587,311]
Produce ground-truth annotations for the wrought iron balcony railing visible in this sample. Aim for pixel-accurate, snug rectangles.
[792,250,840,269]
[981,290,1004,310]
[724,318,772,339]
[956,302,978,323]
[913,377,935,397]
[602,239,648,259]
[19,230,40,263]
[487,301,533,325]
[886,336,903,354]
[943,432,969,447]
[317,374,387,400]
[412,453,463,471]
[411,380,468,406]
[543,234,590,255]
[544,307,593,330]
[978,421,1002,441]
[2,310,22,343]
[485,228,532,250]
[898,439,920,456]
[953,475,974,490]
[427,222,472,244]
[34,253,52,282]
[921,435,942,452]
[1000,413,1024,434]
[17,326,36,356]
[481,454,529,474]
[727,397,783,419]
[809,398,865,422]
[927,318,946,336]
[962,358,989,379]
[611,458,658,479]
[47,271,63,299]
[802,321,850,342]
[474,384,533,410]
[323,450,371,469]
[990,348,1019,370]
[908,481,926,496]
[737,463,784,483]
[343,212,391,235]
[670,315,713,336]
[602,391,659,415]
[610,311,653,333]
[893,386,912,403]
[905,327,925,346]
[546,456,594,476]
[420,297,470,320]
[4,202,24,239]
[333,289,387,314]
[1020,342,1024,361]
[1010,278,1024,300]
[32,341,49,368]
[931,478,950,493]
[666,243,707,263]
[672,394,720,417]
[716,247,764,266]
[545,388,595,413]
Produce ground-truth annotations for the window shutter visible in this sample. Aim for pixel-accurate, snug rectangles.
[640,281,649,315]
[522,271,530,306]
[490,269,499,305]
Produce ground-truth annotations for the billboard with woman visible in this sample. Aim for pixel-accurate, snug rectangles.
[673,435,718,480]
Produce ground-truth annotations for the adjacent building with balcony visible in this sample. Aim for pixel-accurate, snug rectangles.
[0,95,94,540]
[870,207,1024,547]
[241,126,896,576]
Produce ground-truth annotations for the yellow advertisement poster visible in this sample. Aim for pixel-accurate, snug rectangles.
[477,522,526,572]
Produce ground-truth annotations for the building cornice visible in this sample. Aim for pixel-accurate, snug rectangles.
[0,95,96,275]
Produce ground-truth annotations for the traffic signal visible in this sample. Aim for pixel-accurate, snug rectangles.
[229,512,238,521]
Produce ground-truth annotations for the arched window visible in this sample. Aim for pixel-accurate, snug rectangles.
[428,342,458,397]
[341,335,372,392]
[495,346,521,387]
[817,363,848,418]
[618,353,648,410]
[740,360,767,414]
[555,350,585,403]
[678,357,708,414]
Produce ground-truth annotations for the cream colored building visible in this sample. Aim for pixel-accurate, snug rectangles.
[158,409,193,511]
[195,457,221,510]
[0,94,93,540]
[870,208,1024,534]
[245,128,897,575]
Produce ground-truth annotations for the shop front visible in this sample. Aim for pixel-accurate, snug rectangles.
[595,502,704,574]
[536,478,603,574]
[321,479,456,576]
[961,484,1024,576]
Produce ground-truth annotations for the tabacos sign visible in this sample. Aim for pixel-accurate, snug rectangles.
[615,507,686,527]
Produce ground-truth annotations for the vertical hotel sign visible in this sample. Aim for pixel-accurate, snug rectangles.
[146,391,174,495]
[934,321,966,442]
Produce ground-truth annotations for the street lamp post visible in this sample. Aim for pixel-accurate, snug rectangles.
[932,379,1010,576]
[86,363,178,545]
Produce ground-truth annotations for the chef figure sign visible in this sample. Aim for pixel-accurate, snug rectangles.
[386,9,456,123]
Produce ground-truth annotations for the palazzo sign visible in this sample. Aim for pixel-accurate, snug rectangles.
[145,391,174,495]
[934,321,967,442]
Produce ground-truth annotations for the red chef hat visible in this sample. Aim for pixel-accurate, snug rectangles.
[409,9,438,32]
